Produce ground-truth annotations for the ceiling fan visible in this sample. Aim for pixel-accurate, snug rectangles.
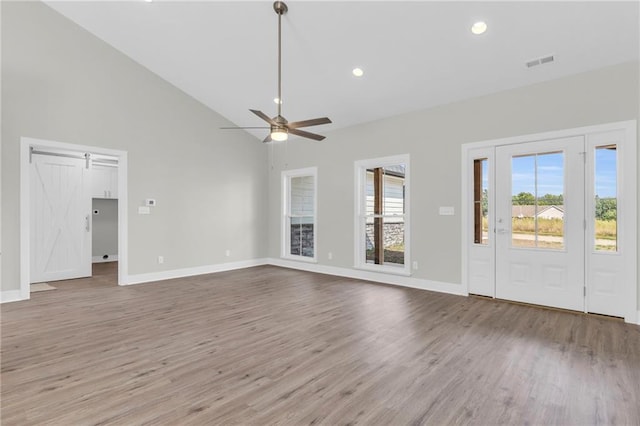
[221,1,331,143]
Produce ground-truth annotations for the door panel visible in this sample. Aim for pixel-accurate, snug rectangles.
[31,155,91,283]
[467,148,494,297]
[586,131,626,317]
[495,137,584,311]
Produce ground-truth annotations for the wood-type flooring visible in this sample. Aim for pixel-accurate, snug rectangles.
[2,264,639,425]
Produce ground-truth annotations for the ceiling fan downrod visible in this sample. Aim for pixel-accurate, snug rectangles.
[221,1,331,142]
[274,1,287,120]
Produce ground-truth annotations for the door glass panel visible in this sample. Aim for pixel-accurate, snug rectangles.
[536,152,564,249]
[511,152,564,249]
[473,159,489,245]
[511,155,536,248]
[594,145,617,251]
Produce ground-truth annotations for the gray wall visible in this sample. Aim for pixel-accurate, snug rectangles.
[266,62,639,301]
[92,199,118,259]
[2,1,639,311]
[1,1,268,290]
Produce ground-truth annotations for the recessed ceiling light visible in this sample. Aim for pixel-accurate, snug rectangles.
[352,68,364,77]
[144,0,153,3]
[471,21,487,35]
[273,97,282,104]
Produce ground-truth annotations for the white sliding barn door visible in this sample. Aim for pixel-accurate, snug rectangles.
[30,154,92,283]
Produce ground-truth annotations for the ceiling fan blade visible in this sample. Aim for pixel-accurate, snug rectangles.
[287,117,332,129]
[250,109,275,125]
[263,134,273,143]
[288,128,325,141]
[220,126,270,129]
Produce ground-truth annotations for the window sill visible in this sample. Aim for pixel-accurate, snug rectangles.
[281,255,318,264]
[354,264,411,277]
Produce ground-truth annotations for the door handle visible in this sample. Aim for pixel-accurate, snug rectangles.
[85,215,90,232]
[496,228,508,234]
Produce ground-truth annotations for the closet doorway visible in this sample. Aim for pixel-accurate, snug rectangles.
[20,137,128,299]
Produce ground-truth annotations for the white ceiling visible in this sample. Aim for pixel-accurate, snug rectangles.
[45,1,639,139]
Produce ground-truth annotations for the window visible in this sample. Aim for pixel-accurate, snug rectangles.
[355,155,410,274]
[511,151,565,250]
[594,144,617,251]
[473,158,489,245]
[282,167,317,261]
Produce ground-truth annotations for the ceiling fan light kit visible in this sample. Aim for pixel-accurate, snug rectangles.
[270,127,288,141]
[222,1,331,143]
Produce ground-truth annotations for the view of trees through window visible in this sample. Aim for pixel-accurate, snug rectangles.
[509,146,617,251]
[511,152,565,249]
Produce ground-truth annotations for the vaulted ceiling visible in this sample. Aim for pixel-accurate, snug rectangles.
[45,1,639,139]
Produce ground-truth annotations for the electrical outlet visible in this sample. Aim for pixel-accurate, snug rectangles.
[225,249,231,257]
[328,252,333,260]
[412,261,418,270]
[158,255,164,264]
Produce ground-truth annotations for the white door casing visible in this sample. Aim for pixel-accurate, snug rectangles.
[463,121,637,323]
[30,154,92,283]
[18,137,128,302]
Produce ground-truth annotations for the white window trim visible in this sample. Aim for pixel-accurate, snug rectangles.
[281,167,318,263]
[354,154,411,276]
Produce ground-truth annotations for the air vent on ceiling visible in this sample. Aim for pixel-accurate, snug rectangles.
[526,54,555,68]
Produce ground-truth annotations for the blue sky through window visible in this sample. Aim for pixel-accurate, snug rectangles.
[509,150,616,198]
[595,148,617,198]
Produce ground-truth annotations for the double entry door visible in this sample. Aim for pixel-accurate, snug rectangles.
[468,129,631,319]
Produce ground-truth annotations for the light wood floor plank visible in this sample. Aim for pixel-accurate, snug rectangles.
[2,263,639,425]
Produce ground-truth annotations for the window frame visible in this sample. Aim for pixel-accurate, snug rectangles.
[354,154,410,275]
[281,167,318,263]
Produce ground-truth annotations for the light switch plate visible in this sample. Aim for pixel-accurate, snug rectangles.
[439,206,455,215]
[138,206,150,215]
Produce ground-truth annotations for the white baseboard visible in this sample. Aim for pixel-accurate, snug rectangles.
[125,258,269,285]
[124,257,464,297]
[7,258,633,320]
[637,311,640,325]
[1,290,26,304]
[267,258,466,297]
[93,255,118,263]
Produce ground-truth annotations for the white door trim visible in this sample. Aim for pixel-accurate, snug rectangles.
[461,120,637,324]
[20,137,128,301]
